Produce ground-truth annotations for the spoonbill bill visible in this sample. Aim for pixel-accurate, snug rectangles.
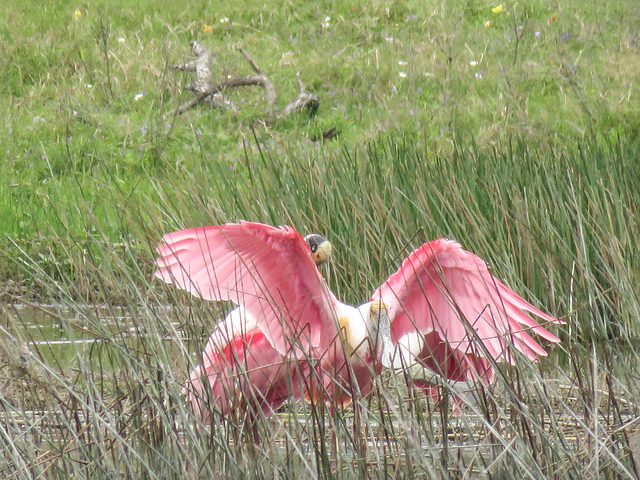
[154,222,562,420]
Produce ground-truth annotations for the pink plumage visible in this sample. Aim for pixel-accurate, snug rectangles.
[155,223,562,420]
[183,310,309,420]
[156,222,372,419]
[155,222,338,356]
[373,238,563,387]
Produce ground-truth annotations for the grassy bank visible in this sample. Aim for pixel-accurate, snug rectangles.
[4,136,640,344]
[2,0,639,292]
[2,0,640,244]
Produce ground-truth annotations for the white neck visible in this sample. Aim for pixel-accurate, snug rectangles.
[365,304,394,368]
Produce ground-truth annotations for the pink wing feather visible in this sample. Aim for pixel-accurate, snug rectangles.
[184,314,307,419]
[154,221,338,356]
[373,239,563,370]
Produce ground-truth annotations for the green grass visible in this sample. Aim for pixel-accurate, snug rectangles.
[1,0,640,244]
[1,0,640,478]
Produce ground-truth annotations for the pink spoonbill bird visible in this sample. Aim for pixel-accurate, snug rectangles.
[154,222,562,421]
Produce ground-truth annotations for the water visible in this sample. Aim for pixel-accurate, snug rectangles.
[1,302,192,370]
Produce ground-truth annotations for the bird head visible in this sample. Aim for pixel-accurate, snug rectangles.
[304,233,332,266]
[369,299,388,318]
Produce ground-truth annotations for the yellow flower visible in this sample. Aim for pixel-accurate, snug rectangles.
[202,24,215,32]
[491,4,503,13]
[73,9,82,20]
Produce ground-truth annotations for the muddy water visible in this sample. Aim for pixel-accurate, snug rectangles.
[1,303,193,370]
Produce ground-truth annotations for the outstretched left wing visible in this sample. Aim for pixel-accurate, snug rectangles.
[154,221,338,356]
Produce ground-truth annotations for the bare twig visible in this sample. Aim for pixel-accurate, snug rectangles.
[176,93,210,115]
[173,41,216,94]
[173,41,236,113]
[238,49,276,105]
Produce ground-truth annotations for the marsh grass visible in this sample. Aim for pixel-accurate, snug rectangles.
[2,0,640,476]
[1,136,640,478]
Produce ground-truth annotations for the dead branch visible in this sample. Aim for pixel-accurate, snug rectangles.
[172,41,237,114]
[278,73,319,118]
[173,41,216,93]
[173,42,318,118]
[237,49,276,106]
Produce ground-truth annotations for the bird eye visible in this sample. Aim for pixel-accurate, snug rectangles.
[304,234,326,253]
[304,233,332,266]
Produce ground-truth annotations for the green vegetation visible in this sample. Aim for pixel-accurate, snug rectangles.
[1,0,640,478]
[2,0,639,253]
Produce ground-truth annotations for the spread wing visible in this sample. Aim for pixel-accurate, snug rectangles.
[154,221,338,356]
[373,238,562,370]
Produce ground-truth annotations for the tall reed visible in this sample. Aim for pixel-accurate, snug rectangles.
[2,136,639,478]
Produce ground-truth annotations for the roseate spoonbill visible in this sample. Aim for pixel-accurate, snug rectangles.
[154,222,562,420]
